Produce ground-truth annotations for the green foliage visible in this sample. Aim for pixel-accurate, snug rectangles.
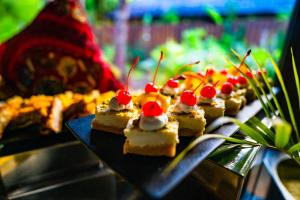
[204,6,223,25]
[161,10,179,25]
[274,118,292,149]
[85,0,119,22]
[0,0,44,43]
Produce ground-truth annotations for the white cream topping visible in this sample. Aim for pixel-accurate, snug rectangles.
[173,102,196,113]
[108,96,133,111]
[218,91,231,99]
[139,113,168,131]
[162,85,181,96]
[198,96,214,104]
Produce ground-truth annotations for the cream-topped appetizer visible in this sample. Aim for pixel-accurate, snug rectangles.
[169,89,206,137]
[198,84,225,123]
[161,61,200,98]
[218,82,242,116]
[124,101,179,157]
[91,57,140,134]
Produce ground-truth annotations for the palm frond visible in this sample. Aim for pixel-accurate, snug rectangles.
[291,47,300,112]
[163,134,259,175]
[229,118,270,146]
[235,66,271,118]
[273,118,292,149]
[270,57,300,140]
[288,142,300,154]
[247,118,274,143]
[232,50,276,116]
[252,56,285,119]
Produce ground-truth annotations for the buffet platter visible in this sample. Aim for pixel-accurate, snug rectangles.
[66,97,264,198]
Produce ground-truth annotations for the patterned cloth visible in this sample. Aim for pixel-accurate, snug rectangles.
[0,0,122,96]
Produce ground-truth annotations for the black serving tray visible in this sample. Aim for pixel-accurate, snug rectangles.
[65,97,266,199]
[0,127,75,156]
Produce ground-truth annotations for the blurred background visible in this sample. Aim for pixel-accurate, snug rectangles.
[0,0,296,87]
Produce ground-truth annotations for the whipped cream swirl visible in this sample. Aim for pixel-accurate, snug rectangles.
[173,102,196,113]
[139,113,168,131]
[108,96,133,111]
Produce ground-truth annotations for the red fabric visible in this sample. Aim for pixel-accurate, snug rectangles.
[0,0,122,96]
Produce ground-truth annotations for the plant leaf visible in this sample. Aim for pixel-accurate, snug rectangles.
[234,66,271,118]
[247,118,274,143]
[274,118,292,149]
[252,56,285,119]
[163,134,258,175]
[288,142,300,153]
[291,47,300,112]
[232,50,276,116]
[230,118,270,146]
[270,56,300,140]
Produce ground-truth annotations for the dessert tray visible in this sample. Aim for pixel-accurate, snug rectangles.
[66,50,273,198]
[66,98,264,198]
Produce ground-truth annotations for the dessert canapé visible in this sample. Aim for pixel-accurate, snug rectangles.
[218,82,242,116]
[136,51,171,111]
[161,61,200,98]
[124,100,179,157]
[198,83,225,123]
[92,57,140,134]
[169,89,206,137]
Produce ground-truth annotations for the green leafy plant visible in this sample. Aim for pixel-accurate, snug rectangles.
[165,47,300,174]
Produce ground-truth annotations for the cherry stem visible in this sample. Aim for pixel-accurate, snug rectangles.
[213,80,220,87]
[238,49,251,69]
[152,51,164,85]
[193,80,205,93]
[175,61,200,76]
[126,56,140,91]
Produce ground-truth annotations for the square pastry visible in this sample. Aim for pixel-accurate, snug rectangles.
[124,112,179,157]
[198,98,225,123]
[92,97,138,135]
[169,105,206,137]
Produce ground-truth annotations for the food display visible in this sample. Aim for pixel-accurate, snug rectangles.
[169,85,206,137]
[124,101,179,157]
[218,82,243,116]
[91,49,268,157]
[197,83,225,123]
[0,90,115,139]
[91,57,140,134]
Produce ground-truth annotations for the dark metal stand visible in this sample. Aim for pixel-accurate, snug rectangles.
[0,173,7,200]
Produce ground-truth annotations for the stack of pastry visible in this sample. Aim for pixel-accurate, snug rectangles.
[0,90,114,139]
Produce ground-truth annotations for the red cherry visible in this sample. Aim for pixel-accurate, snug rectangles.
[145,82,158,93]
[200,84,216,99]
[142,101,163,117]
[227,76,238,86]
[221,82,233,95]
[167,79,179,88]
[238,75,247,85]
[116,90,132,105]
[245,70,253,79]
[206,68,215,76]
[180,90,197,106]
[220,69,228,75]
